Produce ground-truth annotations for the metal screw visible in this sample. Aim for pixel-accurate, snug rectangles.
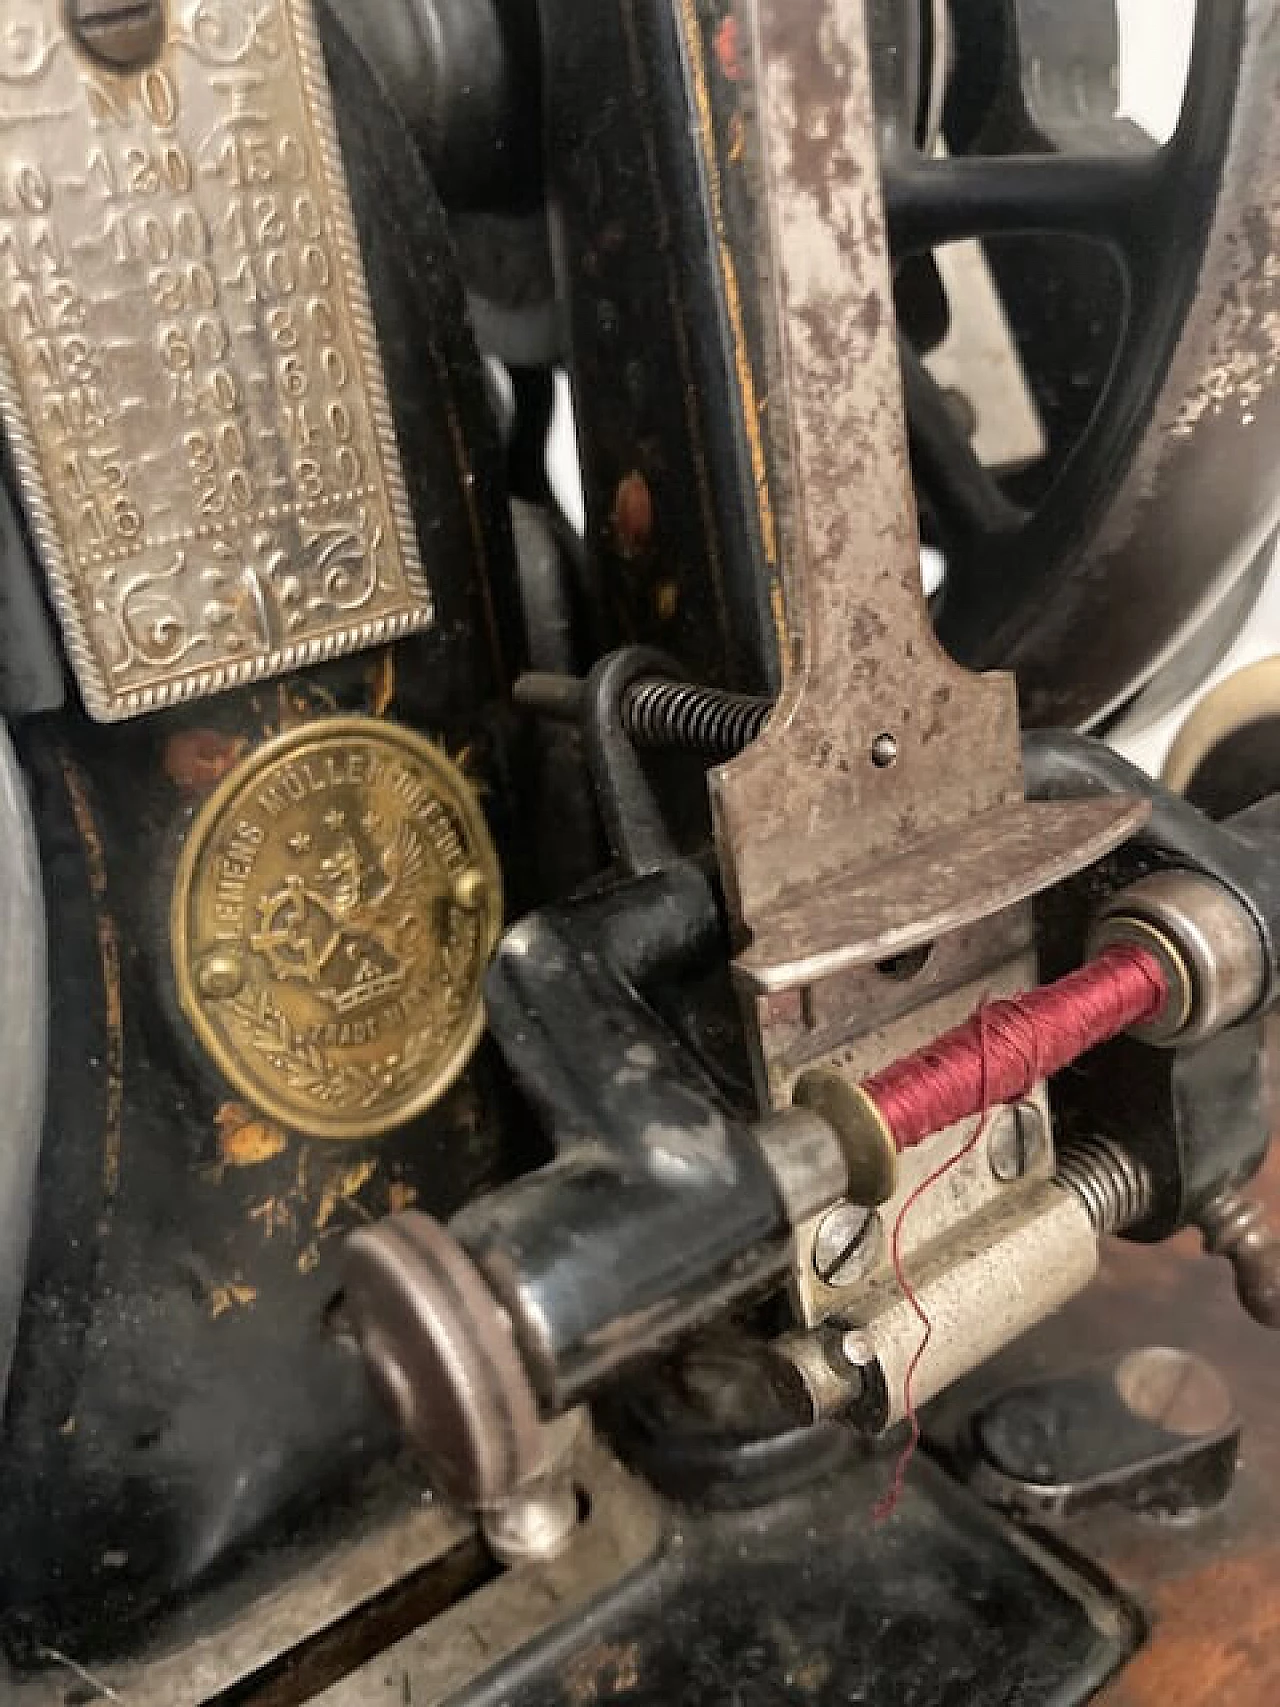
[822,1328,878,1403]
[871,732,899,769]
[452,867,488,912]
[68,0,166,71]
[812,1203,881,1289]
[1114,1347,1234,1439]
[196,950,245,1001]
[988,1100,1046,1184]
[840,1329,877,1370]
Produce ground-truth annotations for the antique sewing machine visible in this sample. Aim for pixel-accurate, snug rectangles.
[2,1,1280,1702]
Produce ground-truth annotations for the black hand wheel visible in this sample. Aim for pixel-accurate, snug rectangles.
[880,0,1280,727]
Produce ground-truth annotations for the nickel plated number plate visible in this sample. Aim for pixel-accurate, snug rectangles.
[0,1,432,721]
[172,717,502,1140]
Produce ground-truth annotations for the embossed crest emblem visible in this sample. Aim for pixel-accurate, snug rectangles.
[172,718,502,1138]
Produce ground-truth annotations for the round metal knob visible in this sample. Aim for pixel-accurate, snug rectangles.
[342,1212,546,1509]
[1198,1189,1280,1330]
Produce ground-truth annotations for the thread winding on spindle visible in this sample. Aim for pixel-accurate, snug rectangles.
[863,944,1169,1154]
[868,947,1166,1524]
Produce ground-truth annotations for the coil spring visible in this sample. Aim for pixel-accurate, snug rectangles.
[1056,1136,1153,1236]
[620,678,773,761]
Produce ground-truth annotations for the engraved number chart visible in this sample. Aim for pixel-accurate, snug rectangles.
[0,0,432,720]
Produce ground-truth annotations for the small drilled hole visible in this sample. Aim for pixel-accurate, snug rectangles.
[871,733,899,768]
[876,945,931,981]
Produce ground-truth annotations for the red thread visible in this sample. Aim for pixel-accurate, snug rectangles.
[868,946,1164,1521]
[871,1018,996,1523]
[864,944,1167,1155]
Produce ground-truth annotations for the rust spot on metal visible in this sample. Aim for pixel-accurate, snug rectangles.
[164,728,249,793]
[769,4,858,225]
[215,1101,289,1169]
[714,13,742,82]
[612,470,655,556]
[562,1640,642,1705]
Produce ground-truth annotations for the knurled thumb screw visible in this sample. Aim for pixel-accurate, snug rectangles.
[1197,1187,1280,1329]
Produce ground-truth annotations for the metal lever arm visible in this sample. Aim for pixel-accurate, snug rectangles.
[450,864,793,1411]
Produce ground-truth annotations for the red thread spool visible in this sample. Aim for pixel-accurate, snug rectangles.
[863,943,1169,1154]
[861,942,1170,1524]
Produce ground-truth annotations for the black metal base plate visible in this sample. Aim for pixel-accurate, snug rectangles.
[457,1452,1140,1707]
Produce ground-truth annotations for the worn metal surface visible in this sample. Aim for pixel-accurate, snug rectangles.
[968,1348,1241,1524]
[0,0,433,720]
[811,1200,881,1290]
[699,7,1108,1412]
[8,1442,655,1707]
[1093,871,1268,1048]
[737,795,1149,995]
[708,0,1020,943]
[453,1450,1137,1707]
[752,1104,849,1229]
[312,1446,663,1707]
[781,1181,1100,1433]
[452,864,792,1417]
[480,1412,584,1569]
[172,717,501,1139]
[12,1492,476,1707]
[343,1209,545,1511]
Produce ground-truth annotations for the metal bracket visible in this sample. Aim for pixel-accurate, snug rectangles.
[710,0,1142,1096]
[707,0,1143,1350]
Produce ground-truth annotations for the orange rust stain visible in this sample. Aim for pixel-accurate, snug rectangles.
[164,729,248,793]
[613,470,655,557]
[215,1101,289,1168]
[714,14,742,81]
[59,755,125,1202]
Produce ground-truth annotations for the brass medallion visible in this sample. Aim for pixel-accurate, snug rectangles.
[0,0,433,721]
[172,718,502,1139]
